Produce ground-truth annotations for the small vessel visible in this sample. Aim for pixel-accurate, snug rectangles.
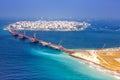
[19,31,26,39]
[49,43,63,50]
[8,27,18,36]
[11,32,18,36]
[39,40,51,46]
[29,33,38,43]
[8,26,14,33]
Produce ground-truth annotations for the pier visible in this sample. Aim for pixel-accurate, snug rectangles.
[8,28,73,53]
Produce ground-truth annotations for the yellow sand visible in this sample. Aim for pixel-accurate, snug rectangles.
[70,48,120,72]
[96,50,120,71]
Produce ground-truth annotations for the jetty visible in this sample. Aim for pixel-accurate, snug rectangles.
[8,27,73,52]
[18,31,26,39]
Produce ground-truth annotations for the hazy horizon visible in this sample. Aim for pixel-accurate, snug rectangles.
[0,0,120,20]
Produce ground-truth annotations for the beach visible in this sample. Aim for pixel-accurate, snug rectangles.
[68,48,120,79]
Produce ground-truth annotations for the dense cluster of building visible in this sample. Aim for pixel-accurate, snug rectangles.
[6,20,90,31]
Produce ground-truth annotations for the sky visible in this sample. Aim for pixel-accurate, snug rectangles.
[0,0,120,19]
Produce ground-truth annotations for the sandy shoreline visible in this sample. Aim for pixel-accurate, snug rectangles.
[66,48,120,79]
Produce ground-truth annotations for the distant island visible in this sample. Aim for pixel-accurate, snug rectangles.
[4,20,90,31]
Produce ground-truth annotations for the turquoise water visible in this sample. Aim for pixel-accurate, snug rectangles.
[0,19,120,80]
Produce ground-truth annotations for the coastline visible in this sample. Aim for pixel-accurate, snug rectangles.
[67,48,120,79]
[4,20,90,31]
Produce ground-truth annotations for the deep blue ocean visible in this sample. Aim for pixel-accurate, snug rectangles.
[0,19,120,80]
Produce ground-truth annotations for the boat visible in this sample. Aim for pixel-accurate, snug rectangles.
[29,33,38,43]
[8,26,14,33]
[19,31,26,39]
[29,36,38,43]
[8,27,18,36]
[48,43,63,50]
[11,32,18,36]
[39,40,51,46]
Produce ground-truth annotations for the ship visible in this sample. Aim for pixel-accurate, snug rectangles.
[19,31,26,39]
[29,33,38,43]
[48,43,63,50]
[8,26,18,36]
[12,32,18,36]
[39,40,51,46]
